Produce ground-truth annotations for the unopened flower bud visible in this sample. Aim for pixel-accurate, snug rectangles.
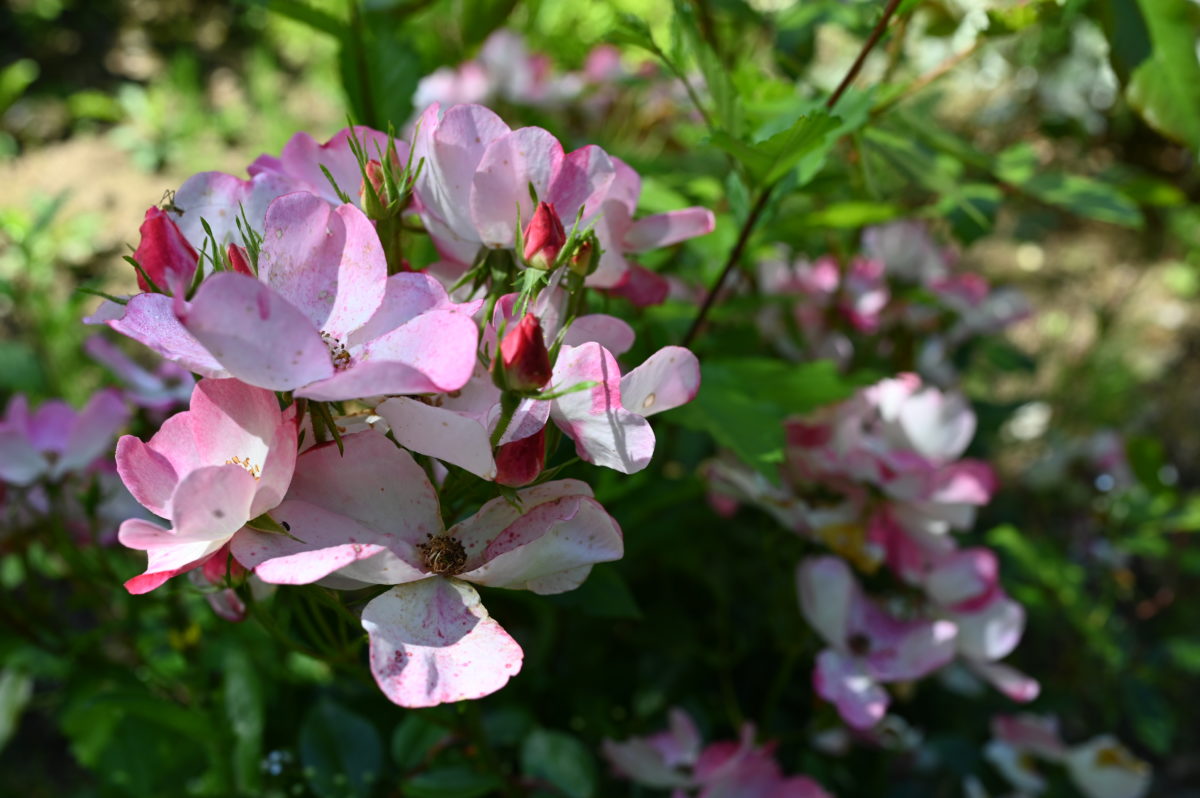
[495,428,546,487]
[226,243,254,276]
[569,234,599,277]
[522,201,566,270]
[360,159,387,217]
[133,206,198,297]
[497,313,552,392]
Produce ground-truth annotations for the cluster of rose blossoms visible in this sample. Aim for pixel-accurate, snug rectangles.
[757,221,1030,381]
[603,708,833,798]
[85,103,714,707]
[707,373,1035,729]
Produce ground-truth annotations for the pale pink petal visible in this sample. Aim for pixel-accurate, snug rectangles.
[550,343,655,474]
[624,207,716,252]
[168,464,260,541]
[927,460,996,505]
[0,426,45,485]
[362,578,524,707]
[601,738,692,789]
[867,617,958,682]
[299,309,478,400]
[55,389,129,477]
[103,293,230,378]
[259,194,387,337]
[796,557,854,649]
[118,518,229,594]
[470,127,564,249]
[769,777,834,798]
[181,272,333,391]
[172,170,295,249]
[376,397,496,479]
[954,595,1025,662]
[461,495,623,594]
[970,660,1040,703]
[563,314,635,355]
[925,548,998,608]
[814,649,889,730]
[187,378,292,468]
[547,144,615,221]
[448,479,594,571]
[351,272,466,347]
[619,346,700,418]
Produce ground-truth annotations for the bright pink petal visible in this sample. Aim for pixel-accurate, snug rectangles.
[471,127,564,249]
[605,263,670,307]
[547,144,615,221]
[620,346,700,418]
[550,343,655,474]
[624,207,716,252]
[115,434,178,517]
[103,293,230,378]
[259,194,386,337]
[118,517,231,594]
[181,272,333,391]
[814,649,889,730]
[769,777,834,798]
[461,495,623,594]
[362,578,524,707]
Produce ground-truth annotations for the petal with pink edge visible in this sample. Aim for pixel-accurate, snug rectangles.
[550,343,655,474]
[362,578,524,708]
[168,464,260,542]
[814,649,889,730]
[969,660,1040,703]
[351,272,467,347]
[115,434,178,517]
[376,397,495,480]
[461,496,623,594]
[549,144,615,221]
[259,194,387,337]
[620,346,701,418]
[118,518,229,594]
[563,314,635,355]
[105,293,230,378]
[182,272,333,391]
[624,207,716,252]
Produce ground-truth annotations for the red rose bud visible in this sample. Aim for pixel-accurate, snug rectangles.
[498,313,553,392]
[522,201,566,270]
[495,428,546,487]
[226,243,254,276]
[133,206,199,297]
[360,159,387,216]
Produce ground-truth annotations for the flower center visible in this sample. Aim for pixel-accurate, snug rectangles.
[417,534,467,576]
[1095,745,1147,773]
[225,455,261,480]
[320,331,352,372]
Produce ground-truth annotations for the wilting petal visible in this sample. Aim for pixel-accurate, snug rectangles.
[814,649,889,730]
[376,397,495,480]
[550,343,654,474]
[461,495,623,594]
[624,207,716,252]
[182,273,333,390]
[103,293,230,378]
[620,347,700,418]
[362,578,523,707]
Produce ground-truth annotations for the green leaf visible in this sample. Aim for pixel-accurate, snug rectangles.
[391,713,450,772]
[401,766,501,797]
[1126,0,1200,149]
[1164,637,1200,672]
[671,359,865,479]
[996,144,1143,227]
[710,111,841,187]
[0,668,33,753]
[0,59,38,114]
[520,729,597,798]
[299,699,384,798]
[224,649,265,794]
[798,200,903,228]
[1122,680,1175,755]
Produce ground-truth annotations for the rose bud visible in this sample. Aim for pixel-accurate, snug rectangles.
[497,313,553,392]
[495,428,546,487]
[360,159,387,217]
[522,201,566,270]
[226,243,254,276]
[132,206,199,297]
